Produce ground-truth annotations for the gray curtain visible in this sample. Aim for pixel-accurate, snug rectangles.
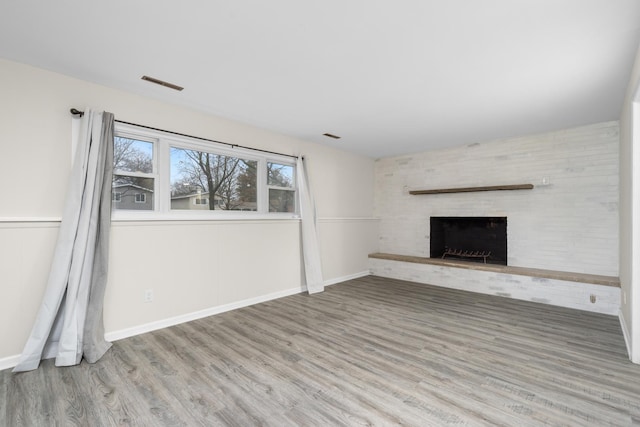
[296,156,324,294]
[14,110,114,372]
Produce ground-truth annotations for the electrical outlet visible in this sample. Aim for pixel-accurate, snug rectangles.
[144,289,154,303]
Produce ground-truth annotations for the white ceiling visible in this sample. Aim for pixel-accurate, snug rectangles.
[1,1,640,158]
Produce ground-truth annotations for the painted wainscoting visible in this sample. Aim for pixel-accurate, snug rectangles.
[0,217,379,371]
[0,220,60,371]
[318,217,379,285]
[0,59,379,371]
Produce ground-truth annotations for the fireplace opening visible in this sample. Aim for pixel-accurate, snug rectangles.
[430,217,507,265]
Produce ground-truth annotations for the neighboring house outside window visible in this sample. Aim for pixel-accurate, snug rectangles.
[112,184,153,210]
[170,192,219,210]
[194,198,208,205]
[113,135,155,211]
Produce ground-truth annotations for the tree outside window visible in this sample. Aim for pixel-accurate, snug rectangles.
[170,147,257,211]
[267,162,295,212]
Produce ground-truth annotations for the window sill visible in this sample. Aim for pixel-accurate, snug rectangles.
[111,211,300,222]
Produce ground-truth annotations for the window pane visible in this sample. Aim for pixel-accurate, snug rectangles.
[112,175,154,210]
[269,189,295,212]
[267,162,294,188]
[114,137,153,173]
[170,147,257,211]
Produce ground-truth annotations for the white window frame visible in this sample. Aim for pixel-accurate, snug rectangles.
[112,122,298,221]
[134,193,147,203]
[266,161,297,213]
[113,130,158,214]
[112,192,122,203]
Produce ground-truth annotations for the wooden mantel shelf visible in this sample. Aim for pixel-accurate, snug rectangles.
[368,252,620,288]
[409,184,534,195]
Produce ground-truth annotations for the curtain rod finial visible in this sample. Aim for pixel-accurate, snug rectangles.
[70,108,84,117]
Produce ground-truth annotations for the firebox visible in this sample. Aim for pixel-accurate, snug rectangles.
[430,217,507,265]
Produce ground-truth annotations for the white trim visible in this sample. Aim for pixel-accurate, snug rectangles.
[632,91,640,364]
[106,271,370,342]
[1,272,370,370]
[162,131,266,163]
[111,218,300,227]
[111,210,298,221]
[0,216,377,225]
[317,217,379,223]
[324,271,370,287]
[620,309,633,361]
[0,220,61,230]
[105,286,304,342]
[0,216,299,227]
[0,217,62,223]
[0,354,21,371]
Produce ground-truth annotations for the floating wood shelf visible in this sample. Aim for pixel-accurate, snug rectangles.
[409,183,534,195]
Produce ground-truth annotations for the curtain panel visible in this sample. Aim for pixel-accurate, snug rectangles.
[296,156,324,294]
[14,110,114,372]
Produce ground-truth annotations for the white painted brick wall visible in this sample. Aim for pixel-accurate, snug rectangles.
[369,258,620,315]
[375,121,619,277]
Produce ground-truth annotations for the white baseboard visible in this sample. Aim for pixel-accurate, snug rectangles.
[619,309,633,361]
[324,270,369,287]
[2,272,371,371]
[0,354,21,372]
[106,286,304,342]
[107,272,370,343]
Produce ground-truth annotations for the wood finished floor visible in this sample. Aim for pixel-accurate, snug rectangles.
[2,275,640,426]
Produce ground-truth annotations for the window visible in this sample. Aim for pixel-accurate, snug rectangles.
[170,147,258,211]
[112,123,296,218]
[267,162,295,212]
[113,136,155,211]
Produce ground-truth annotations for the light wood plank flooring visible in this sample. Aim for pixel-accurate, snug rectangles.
[2,275,640,426]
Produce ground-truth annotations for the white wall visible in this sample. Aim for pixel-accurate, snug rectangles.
[375,122,619,276]
[619,42,640,363]
[0,59,378,366]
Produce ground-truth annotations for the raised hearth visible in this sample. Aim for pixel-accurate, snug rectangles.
[368,252,620,287]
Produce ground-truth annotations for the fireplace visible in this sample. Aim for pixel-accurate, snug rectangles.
[430,217,507,265]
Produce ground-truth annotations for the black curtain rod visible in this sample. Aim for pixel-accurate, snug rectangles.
[70,108,299,160]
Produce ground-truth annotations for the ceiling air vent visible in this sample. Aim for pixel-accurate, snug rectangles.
[323,133,341,139]
[141,75,184,91]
